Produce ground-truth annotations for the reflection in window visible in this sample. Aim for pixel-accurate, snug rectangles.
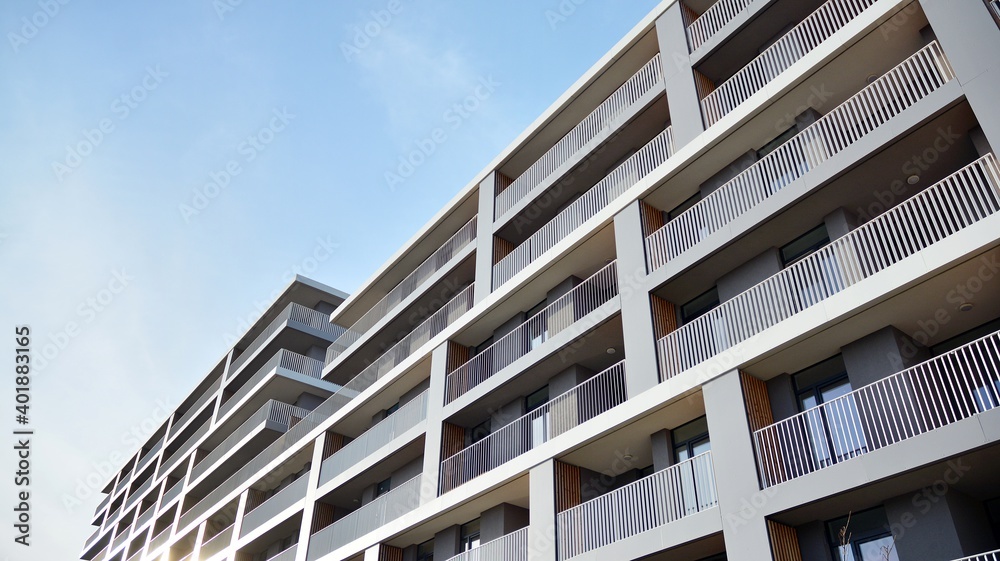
[826,508,898,561]
[794,356,866,467]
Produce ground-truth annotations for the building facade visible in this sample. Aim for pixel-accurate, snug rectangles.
[79,0,1000,560]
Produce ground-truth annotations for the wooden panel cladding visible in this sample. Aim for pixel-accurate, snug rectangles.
[493,236,516,265]
[694,68,717,101]
[441,423,466,459]
[650,295,679,340]
[680,1,700,29]
[445,341,472,375]
[768,520,803,561]
[494,171,514,195]
[554,461,582,513]
[639,201,666,239]
[244,488,268,513]
[312,502,336,531]
[322,431,346,460]
[378,545,404,561]
[740,371,775,433]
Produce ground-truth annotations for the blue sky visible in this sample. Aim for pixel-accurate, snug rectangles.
[0,1,662,559]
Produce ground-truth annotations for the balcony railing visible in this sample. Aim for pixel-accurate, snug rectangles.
[496,55,664,220]
[320,391,429,486]
[267,545,298,561]
[953,551,1000,561]
[241,474,310,536]
[190,400,310,483]
[441,361,627,493]
[448,263,619,403]
[493,127,674,289]
[95,493,111,518]
[136,505,155,529]
[160,417,213,479]
[199,523,234,560]
[657,154,1000,380]
[701,0,878,127]
[754,329,1000,487]
[444,527,528,561]
[162,479,184,506]
[126,549,141,561]
[105,505,122,528]
[647,42,955,272]
[168,375,222,441]
[306,475,422,561]
[686,0,754,53]
[557,452,717,560]
[219,349,325,420]
[135,436,164,473]
[125,475,154,510]
[92,545,108,561]
[112,525,131,551]
[148,525,171,553]
[230,302,344,378]
[178,285,473,533]
[325,216,478,365]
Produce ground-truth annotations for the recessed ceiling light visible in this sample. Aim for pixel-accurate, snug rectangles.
[623,453,634,461]
[866,74,879,84]
[606,347,617,355]
[959,302,974,312]
[907,174,920,185]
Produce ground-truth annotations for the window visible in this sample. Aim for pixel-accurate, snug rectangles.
[385,402,400,417]
[375,478,391,498]
[794,356,866,467]
[460,519,481,552]
[757,125,798,159]
[672,416,711,462]
[526,300,548,350]
[668,192,702,220]
[826,508,899,561]
[469,419,491,445]
[416,539,434,561]
[781,224,831,266]
[680,287,720,324]
[525,386,549,413]
[526,386,550,447]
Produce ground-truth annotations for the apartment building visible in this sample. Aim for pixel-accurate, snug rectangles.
[78,0,1000,560]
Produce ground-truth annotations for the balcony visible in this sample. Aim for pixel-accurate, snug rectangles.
[92,545,108,561]
[493,127,674,290]
[686,0,754,53]
[700,0,878,127]
[148,525,171,553]
[325,216,477,365]
[240,474,309,537]
[136,505,155,530]
[112,525,131,551]
[229,302,344,378]
[178,286,474,534]
[448,263,619,403]
[306,475,422,561]
[954,551,1000,561]
[657,154,1000,380]
[266,545,298,561]
[556,452,717,560]
[199,523,234,560]
[162,479,184,507]
[219,349,326,420]
[135,436,164,473]
[444,527,528,561]
[167,376,222,441]
[647,42,956,272]
[125,476,154,510]
[440,361,627,493]
[754,329,1000,487]
[95,493,111,518]
[190,400,310,483]
[160,418,213,480]
[495,55,664,221]
[319,390,429,487]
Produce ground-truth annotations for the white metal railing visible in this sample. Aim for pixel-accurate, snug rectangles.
[493,127,674,289]
[953,551,1000,561]
[267,545,298,561]
[441,361,627,493]
[230,302,344,377]
[241,474,310,535]
[648,42,955,272]
[326,216,478,365]
[557,452,717,560]
[755,329,1000,487]
[658,154,1000,380]
[447,263,619,403]
[445,527,529,561]
[168,375,223,441]
[190,400,310,483]
[179,285,473,533]
[701,0,878,127]
[496,55,664,219]
[320,391,429,485]
[199,524,234,560]
[219,349,326,419]
[307,475,423,560]
[686,0,754,52]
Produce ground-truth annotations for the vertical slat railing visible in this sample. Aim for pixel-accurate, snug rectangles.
[951,551,1000,561]
[647,42,955,272]
[686,0,754,52]
[230,303,343,377]
[447,263,619,403]
[443,527,529,561]
[657,154,1000,380]
[218,349,325,419]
